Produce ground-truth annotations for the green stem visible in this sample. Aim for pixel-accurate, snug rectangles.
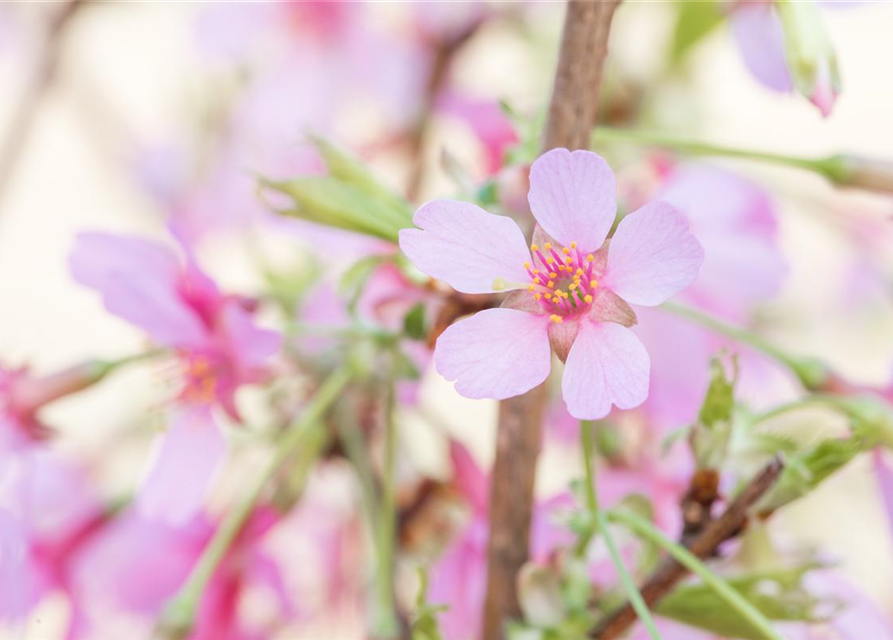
[608,509,785,640]
[660,302,828,390]
[371,372,400,638]
[593,127,851,183]
[157,367,353,638]
[597,510,663,640]
[575,420,600,556]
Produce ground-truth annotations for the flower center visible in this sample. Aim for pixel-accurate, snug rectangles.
[523,241,600,322]
[181,355,219,404]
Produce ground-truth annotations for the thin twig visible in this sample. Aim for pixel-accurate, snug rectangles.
[481,2,621,638]
[590,457,784,640]
[0,0,84,217]
[405,21,483,202]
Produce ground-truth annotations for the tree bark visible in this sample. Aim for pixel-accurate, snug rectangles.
[481,2,621,638]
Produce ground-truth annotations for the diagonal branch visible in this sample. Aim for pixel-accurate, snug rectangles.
[481,2,621,638]
[590,457,785,640]
[0,0,84,218]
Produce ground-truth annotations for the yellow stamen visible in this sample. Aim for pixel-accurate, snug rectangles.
[547,280,554,288]
[546,257,554,265]
[562,247,570,255]
[533,269,540,275]
[590,279,599,288]
[534,293,542,300]
[544,243,552,251]
[575,268,584,276]
[586,254,595,263]
[571,242,577,249]
[524,261,531,269]
[527,285,535,292]
[549,272,557,278]
[584,294,593,304]
[549,314,563,323]
[544,293,552,300]
[531,244,539,252]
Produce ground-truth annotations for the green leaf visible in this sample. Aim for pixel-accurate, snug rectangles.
[755,436,867,513]
[656,565,830,640]
[412,566,447,640]
[261,137,414,243]
[669,0,724,66]
[403,303,427,341]
[265,176,406,241]
[691,356,737,469]
[310,136,413,224]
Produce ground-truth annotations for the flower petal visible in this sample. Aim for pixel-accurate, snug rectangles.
[399,200,531,294]
[730,3,793,93]
[604,201,704,306]
[449,440,488,515]
[137,406,225,525]
[435,308,551,400]
[562,321,649,420]
[70,233,209,347]
[527,148,616,250]
[0,508,28,622]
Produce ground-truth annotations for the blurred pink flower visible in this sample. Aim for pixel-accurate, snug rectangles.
[0,448,105,639]
[730,1,793,93]
[73,506,296,640]
[400,149,703,419]
[438,94,519,176]
[70,230,281,524]
[427,442,575,640]
[729,0,840,117]
[632,163,792,430]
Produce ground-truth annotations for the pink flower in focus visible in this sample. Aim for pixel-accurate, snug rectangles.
[69,231,281,524]
[400,149,704,419]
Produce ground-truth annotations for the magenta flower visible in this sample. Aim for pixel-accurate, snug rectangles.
[399,149,703,420]
[72,507,296,639]
[70,230,281,524]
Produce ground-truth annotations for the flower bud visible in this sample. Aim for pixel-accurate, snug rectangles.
[517,562,566,629]
[3,361,112,420]
[776,0,842,117]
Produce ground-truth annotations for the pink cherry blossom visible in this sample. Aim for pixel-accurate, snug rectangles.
[399,149,704,419]
[70,230,281,524]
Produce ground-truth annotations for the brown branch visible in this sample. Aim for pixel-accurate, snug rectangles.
[0,0,84,218]
[481,2,621,639]
[591,457,785,640]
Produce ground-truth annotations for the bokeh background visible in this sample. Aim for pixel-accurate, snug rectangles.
[1,2,893,638]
